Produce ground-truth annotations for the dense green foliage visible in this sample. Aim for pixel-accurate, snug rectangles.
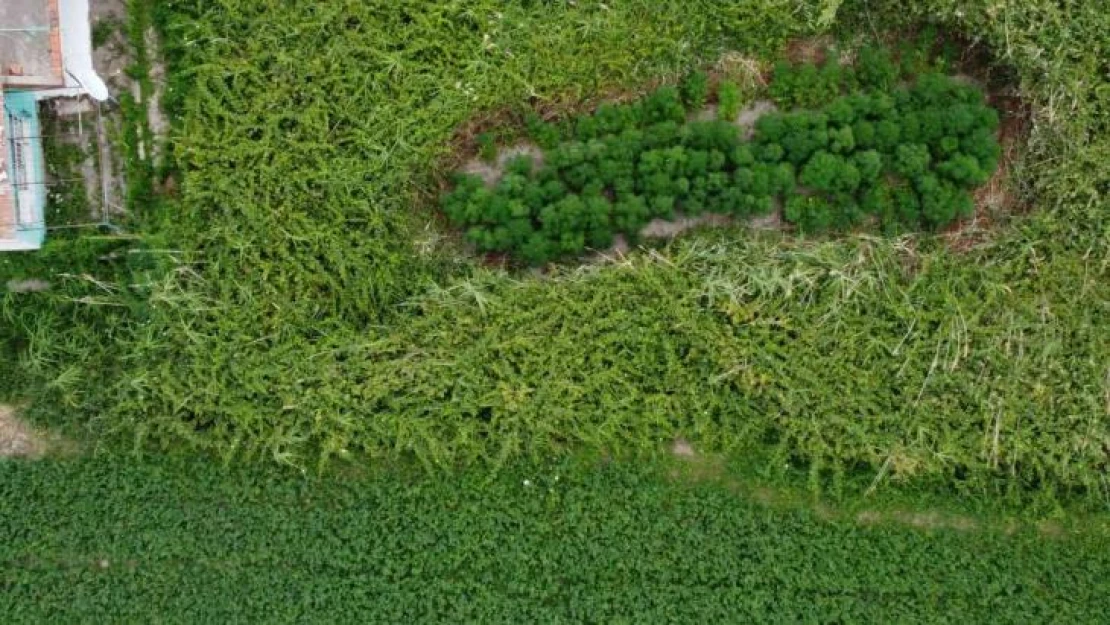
[0,0,1106,504]
[3,455,1109,622]
[443,59,1000,263]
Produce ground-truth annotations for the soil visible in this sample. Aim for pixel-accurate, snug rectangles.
[90,0,131,94]
[785,36,836,65]
[735,100,776,139]
[0,405,47,458]
[640,213,734,239]
[856,509,978,532]
[671,438,696,458]
[460,143,545,187]
[6,278,50,293]
[143,30,170,143]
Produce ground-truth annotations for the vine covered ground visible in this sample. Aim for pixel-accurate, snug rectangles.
[1,1,1107,499]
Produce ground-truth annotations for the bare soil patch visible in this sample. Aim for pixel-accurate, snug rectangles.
[0,405,47,459]
[856,509,979,532]
[460,143,545,188]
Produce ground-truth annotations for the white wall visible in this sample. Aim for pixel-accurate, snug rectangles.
[34,0,109,101]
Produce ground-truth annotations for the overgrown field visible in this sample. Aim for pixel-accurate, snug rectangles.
[3,455,1109,622]
[0,0,1107,504]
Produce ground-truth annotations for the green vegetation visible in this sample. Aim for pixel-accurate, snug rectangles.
[716,80,742,121]
[3,455,1108,622]
[39,114,92,227]
[116,0,158,214]
[444,59,1000,263]
[1,0,1108,617]
[0,0,1106,508]
[680,70,711,111]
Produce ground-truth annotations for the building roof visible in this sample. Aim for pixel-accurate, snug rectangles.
[0,0,64,88]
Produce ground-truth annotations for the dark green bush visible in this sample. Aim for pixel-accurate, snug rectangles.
[800,151,861,194]
[642,86,686,125]
[856,45,899,91]
[770,57,844,110]
[784,194,834,233]
[525,112,562,150]
[894,143,932,178]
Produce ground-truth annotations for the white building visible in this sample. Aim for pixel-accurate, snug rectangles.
[1,0,107,251]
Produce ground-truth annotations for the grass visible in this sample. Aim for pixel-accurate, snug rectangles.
[0,0,1106,506]
[2,453,1108,623]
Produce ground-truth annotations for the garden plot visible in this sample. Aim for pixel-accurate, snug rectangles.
[443,43,1010,266]
[460,98,784,247]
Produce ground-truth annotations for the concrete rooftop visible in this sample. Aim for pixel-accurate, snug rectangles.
[0,0,63,88]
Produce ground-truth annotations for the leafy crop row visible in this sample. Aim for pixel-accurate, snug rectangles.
[443,51,1001,264]
[3,455,1109,622]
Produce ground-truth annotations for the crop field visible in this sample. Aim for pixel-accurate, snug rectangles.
[0,0,1107,618]
[3,455,1110,622]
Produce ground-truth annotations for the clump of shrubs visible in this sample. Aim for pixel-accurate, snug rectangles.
[443,47,1002,265]
[758,54,999,233]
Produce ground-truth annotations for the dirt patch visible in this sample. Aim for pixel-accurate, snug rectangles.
[735,99,776,139]
[671,438,696,458]
[5,279,50,293]
[640,213,734,239]
[0,405,47,459]
[460,143,545,188]
[941,43,1031,249]
[90,0,130,93]
[144,30,169,137]
[785,36,836,65]
[691,99,777,140]
[748,207,784,230]
[856,509,979,532]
